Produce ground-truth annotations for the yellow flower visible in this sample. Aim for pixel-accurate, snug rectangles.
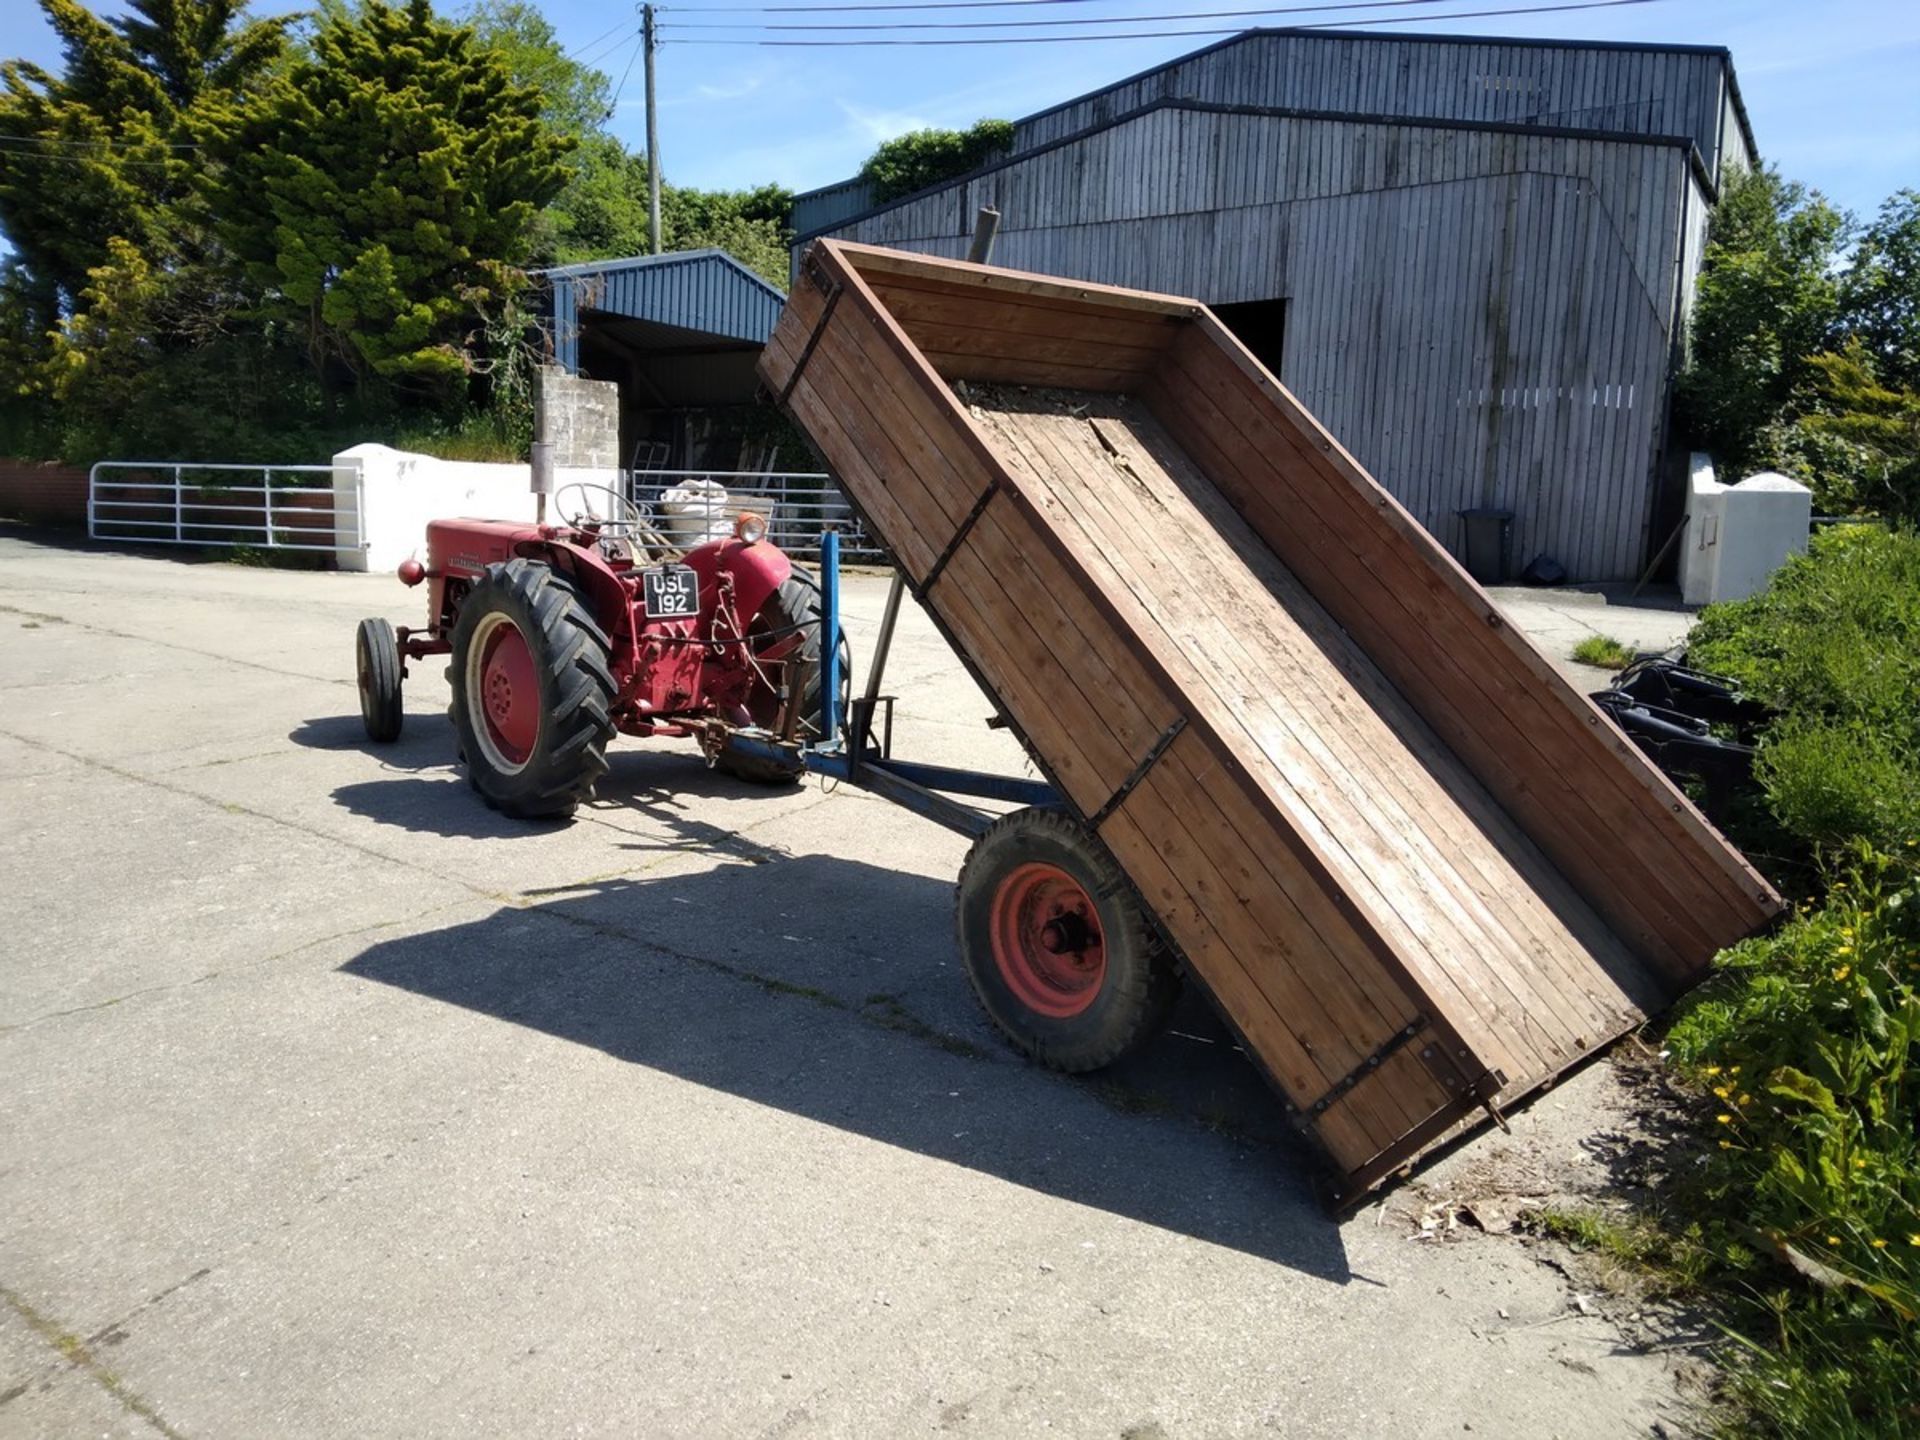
[1827,1236,1842,1246]
[1704,1065,1723,1076]
[1718,1139,1733,1150]
[1713,1085,1731,1099]
[1841,927,1855,938]
[1910,1235,1920,1248]
[1853,1157,1868,1170]
[1873,1238,1889,1249]
[1716,1113,1734,1125]
[1833,964,1852,981]
[1730,1066,1741,1076]
[1737,1093,1752,1107]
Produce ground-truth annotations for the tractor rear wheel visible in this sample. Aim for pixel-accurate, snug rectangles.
[447,558,616,820]
[955,807,1180,1072]
[356,616,403,743]
[715,564,852,785]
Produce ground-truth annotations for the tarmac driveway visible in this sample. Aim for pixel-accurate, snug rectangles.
[0,530,1691,1438]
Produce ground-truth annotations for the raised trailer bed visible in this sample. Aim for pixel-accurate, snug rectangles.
[761,240,1785,1201]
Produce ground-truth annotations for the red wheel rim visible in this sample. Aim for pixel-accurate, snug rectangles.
[988,862,1106,1019]
[476,617,538,766]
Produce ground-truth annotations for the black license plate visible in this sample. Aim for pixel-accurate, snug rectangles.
[642,564,700,619]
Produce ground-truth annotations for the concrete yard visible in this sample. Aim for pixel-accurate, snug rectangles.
[2,529,1700,1439]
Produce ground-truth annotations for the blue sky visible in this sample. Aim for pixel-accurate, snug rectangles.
[5,0,1918,219]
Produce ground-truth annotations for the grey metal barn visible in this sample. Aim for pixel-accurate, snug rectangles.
[791,30,1755,581]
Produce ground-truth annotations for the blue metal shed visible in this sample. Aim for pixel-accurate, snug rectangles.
[541,248,786,375]
[536,248,790,471]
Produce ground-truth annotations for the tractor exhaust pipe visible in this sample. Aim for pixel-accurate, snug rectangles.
[530,440,555,525]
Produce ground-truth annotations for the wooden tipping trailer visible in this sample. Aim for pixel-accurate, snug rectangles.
[760,239,1784,1201]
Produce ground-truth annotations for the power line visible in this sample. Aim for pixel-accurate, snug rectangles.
[573,24,644,70]
[663,0,1657,43]
[669,0,1455,26]
[0,139,180,168]
[0,131,199,151]
[682,0,1326,11]
[565,12,638,59]
[605,31,647,117]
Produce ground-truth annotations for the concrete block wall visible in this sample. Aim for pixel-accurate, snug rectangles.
[535,366,621,470]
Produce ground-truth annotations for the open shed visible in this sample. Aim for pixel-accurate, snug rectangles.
[541,249,788,472]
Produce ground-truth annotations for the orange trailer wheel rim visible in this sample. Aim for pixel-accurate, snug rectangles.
[988,862,1106,1019]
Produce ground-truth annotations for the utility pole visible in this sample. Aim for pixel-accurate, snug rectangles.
[643,3,661,255]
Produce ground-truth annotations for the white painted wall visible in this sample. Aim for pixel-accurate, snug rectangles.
[1679,455,1812,606]
[332,444,617,573]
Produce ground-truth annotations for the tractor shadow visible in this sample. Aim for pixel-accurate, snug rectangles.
[340,850,1351,1278]
[309,719,833,851]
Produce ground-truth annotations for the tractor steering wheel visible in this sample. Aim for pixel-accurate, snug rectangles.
[553,481,657,563]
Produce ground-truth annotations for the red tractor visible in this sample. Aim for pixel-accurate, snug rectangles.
[353,483,847,817]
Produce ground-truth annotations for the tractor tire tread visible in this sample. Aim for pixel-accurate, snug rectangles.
[356,616,404,743]
[448,557,616,820]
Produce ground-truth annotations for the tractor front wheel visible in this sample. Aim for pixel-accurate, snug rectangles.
[356,616,404,743]
[447,558,616,820]
[955,807,1180,1072]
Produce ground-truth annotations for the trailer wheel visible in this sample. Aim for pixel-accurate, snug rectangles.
[356,617,404,743]
[956,808,1180,1072]
[447,558,616,820]
[716,564,852,785]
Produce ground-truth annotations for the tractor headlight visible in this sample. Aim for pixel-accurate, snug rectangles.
[734,510,768,544]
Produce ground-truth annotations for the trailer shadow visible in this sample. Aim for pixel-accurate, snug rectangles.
[340,851,1353,1279]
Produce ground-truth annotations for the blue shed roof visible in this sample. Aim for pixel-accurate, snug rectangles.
[540,249,787,371]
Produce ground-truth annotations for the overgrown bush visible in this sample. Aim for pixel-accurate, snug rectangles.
[1667,847,1920,1436]
[1689,526,1920,856]
[860,119,1014,204]
[1659,525,1920,1434]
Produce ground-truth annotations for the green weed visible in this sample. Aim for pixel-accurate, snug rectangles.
[1572,634,1636,669]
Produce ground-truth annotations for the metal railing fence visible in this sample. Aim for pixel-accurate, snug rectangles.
[625,468,885,563]
[89,462,362,554]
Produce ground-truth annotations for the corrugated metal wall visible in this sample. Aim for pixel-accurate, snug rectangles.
[791,32,1748,239]
[1014,32,1742,176]
[812,106,1707,580]
[545,250,786,371]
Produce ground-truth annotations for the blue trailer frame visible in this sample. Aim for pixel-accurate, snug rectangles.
[719,530,1061,837]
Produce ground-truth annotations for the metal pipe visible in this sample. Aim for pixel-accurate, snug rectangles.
[966,206,1001,265]
[820,528,842,745]
[854,570,906,754]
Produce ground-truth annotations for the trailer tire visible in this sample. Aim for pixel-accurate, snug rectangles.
[447,558,616,820]
[356,616,404,743]
[956,807,1179,1072]
[715,564,851,785]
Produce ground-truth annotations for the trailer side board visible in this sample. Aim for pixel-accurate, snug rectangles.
[761,239,1784,1196]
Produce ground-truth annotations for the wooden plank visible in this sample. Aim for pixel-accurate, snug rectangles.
[831,241,1200,316]
[978,393,1644,1075]
[1154,324,1780,954]
[1138,352,1724,971]
[762,240,1780,1196]
[867,279,1186,353]
[787,260,1446,1130]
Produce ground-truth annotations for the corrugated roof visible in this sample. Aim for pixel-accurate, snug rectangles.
[539,249,786,355]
